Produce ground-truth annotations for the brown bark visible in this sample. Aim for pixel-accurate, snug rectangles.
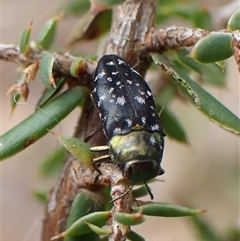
[42,1,158,240]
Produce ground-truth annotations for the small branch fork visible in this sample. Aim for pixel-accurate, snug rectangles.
[1,27,239,76]
[0,27,208,72]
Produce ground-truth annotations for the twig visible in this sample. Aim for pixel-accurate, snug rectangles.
[0,44,96,77]
[145,26,210,53]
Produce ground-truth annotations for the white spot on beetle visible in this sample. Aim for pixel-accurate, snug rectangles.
[116,96,126,106]
[108,87,114,94]
[141,117,146,124]
[150,136,157,145]
[135,96,145,104]
[151,124,160,131]
[111,94,116,99]
[102,115,107,121]
[147,90,152,96]
[127,80,133,84]
[107,77,113,82]
[116,81,121,86]
[106,61,115,66]
[112,71,118,75]
[125,118,132,127]
[135,83,140,87]
[139,90,145,95]
[117,58,126,65]
[97,71,106,79]
[100,94,106,100]
[113,127,122,135]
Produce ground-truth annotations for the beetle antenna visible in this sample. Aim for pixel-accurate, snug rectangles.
[110,184,134,203]
[144,182,154,200]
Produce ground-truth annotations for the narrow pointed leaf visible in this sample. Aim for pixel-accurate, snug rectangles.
[113,212,145,226]
[155,84,177,107]
[37,15,60,49]
[33,186,48,203]
[132,202,206,217]
[153,54,240,135]
[160,106,188,143]
[39,52,55,88]
[56,134,93,169]
[85,222,111,235]
[177,49,225,87]
[36,77,65,109]
[132,185,149,199]
[68,9,111,45]
[91,0,126,8]
[64,191,106,241]
[63,0,90,16]
[52,211,111,239]
[19,21,32,54]
[0,87,88,160]
[191,216,223,241]
[127,230,145,241]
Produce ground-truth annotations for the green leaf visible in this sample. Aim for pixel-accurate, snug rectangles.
[64,191,106,241]
[175,6,212,29]
[155,83,187,142]
[52,211,111,239]
[91,0,126,8]
[190,33,234,63]
[191,7,213,30]
[176,49,226,87]
[132,185,149,199]
[191,216,223,241]
[0,87,88,161]
[55,134,93,170]
[155,83,177,107]
[62,0,90,16]
[33,186,48,203]
[39,52,55,88]
[38,146,66,177]
[132,202,206,217]
[113,212,145,226]
[68,9,111,45]
[160,107,188,143]
[36,77,65,109]
[70,57,86,77]
[37,14,60,49]
[227,9,240,31]
[19,21,32,54]
[152,54,240,135]
[127,230,145,241]
[85,222,111,235]
[156,4,213,29]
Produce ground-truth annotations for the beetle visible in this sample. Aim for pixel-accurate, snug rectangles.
[91,54,165,199]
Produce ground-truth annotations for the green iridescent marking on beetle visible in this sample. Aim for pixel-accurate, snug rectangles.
[109,130,164,184]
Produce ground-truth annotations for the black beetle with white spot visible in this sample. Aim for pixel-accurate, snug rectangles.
[91,54,165,200]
